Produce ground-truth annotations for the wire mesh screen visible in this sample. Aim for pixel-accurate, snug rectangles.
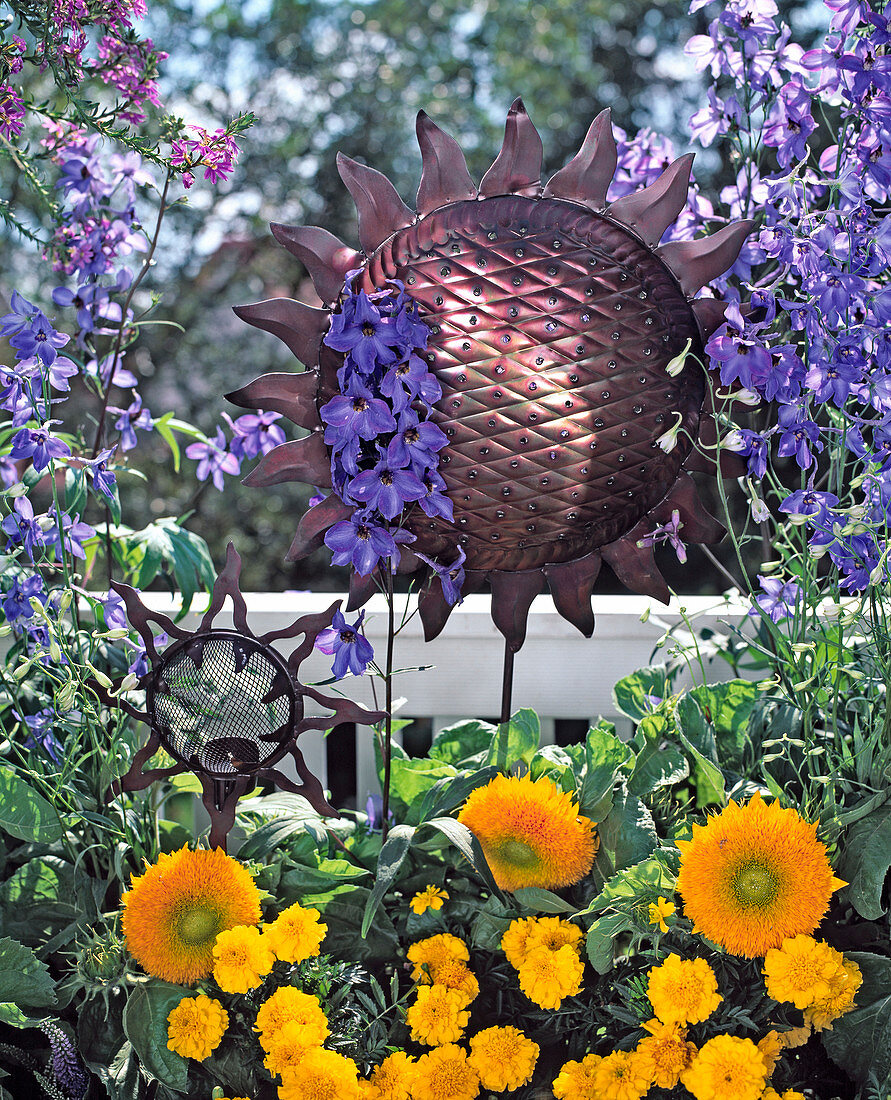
[149,632,296,778]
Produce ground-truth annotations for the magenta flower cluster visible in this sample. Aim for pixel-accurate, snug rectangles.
[319,277,457,585]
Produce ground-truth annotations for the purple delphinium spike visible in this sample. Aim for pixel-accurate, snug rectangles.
[315,608,375,677]
[324,290,402,373]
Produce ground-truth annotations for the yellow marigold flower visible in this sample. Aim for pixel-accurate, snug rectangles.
[366,1051,416,1100]
[592,1050,650,1100]
[121,846,261,985]
[166,993,228,1061]
[635,1018,696,1089]
[407,934,469,982]
[277,1047,360,1100]
[756,1030,784,1075]
[255,985,329,1052]
[761,1091,806,1100]
[213,924,275,994]
[502,916,582,969]
[517,944,583,1009]
[263,1019,317,1079]
[420,959,479,1004]
[803,956,862,1031]
[763,935,842,1010]
[501,917,538,968]
[406,985,470,1046]
[410,885,449,915]
[646,953,722,1026]
[676,794,845,958]
[264,902,327,964]
[413,1044,480,1100]
[467,1025,539,1091]
[681,1034,768,1100]
[457,773,597,892]
[357,1083,380,1100]
[552,1055,602,1100]
[648,896,676,933]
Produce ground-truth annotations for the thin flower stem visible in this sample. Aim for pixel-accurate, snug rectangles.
[90,170,172,459]
[380,568,395,843]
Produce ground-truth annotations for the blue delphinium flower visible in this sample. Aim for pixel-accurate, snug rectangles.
[315,608,375,677]
[347,459,427,521]
[416,547,467,606]
[185,428,241,491]
[749,575,802,624]
[17,708,63,765]
[2,573,46,623]
[324,513,411,575]
[324,291,401,374]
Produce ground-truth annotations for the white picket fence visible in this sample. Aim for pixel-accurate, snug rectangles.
[144,591,752,810]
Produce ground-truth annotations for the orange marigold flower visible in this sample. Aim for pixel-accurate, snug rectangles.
[263,902,326,964]
[517,944,583,1009]
[552,1054,602,1100]
[468,1025,539,1092]
[121,845,261,984]
[592,1050,650,1100]
[406,985,470,1046]
[646,953,722,1026]
[407,934,469,982]
[803,956,862,1031]
[277,1047,360,1100]
[410,885,449,915]
[212,924,274,993]
[413,1044,480,1100]
[676,794,845,958]
[457,773,597,892]
[635,1018,697,1089]
[680,1034,768,1100]
[501,916,582,968]
[366,1051,416,1100]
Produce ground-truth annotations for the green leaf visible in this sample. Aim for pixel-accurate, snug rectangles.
[424,816,506,902]
[416,766,500,824]
[385,757,458,825]
[152,412,182,472]
[579,722,632,819]
[361,824,415,937]
[612,666,669,721]
[0,767,63,843]
[0,937,56,1008]
[529,744,585,792]
[429,720,496,766]
[823,952,891,1087]
[579,855,676,918]
[594,787,658,877]
[122,981,190,1092]
[470,896,516,951]
[837,803,891,920]
[585,912,630,974]
[301,885,399,962]
[0,1002,43,1027]
[0,857,78,945]
[628,744,689,798]
[512,887,576,914]
[486,708,540,771]
[119,518,215,619]
[689,680,758,769]
[675,696,726,806]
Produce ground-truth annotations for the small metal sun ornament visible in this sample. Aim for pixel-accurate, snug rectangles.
[103,544,383,849]
[229,100,752,669]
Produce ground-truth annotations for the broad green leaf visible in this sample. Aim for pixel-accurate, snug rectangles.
[675,696,725,806]
[689,680,759,769]
[579,855,676,918]
[429,720,496,766]
[823,952,891,1087]
[487,708,540,771]
[837,803,891,920]
[424,817,506,902]
[628,744,689,798]
[361,824,415,937]
[594,787,658,877]
[529,744,585,793]
[513,887,576,914]
[585,912,630,974]
[0,1003,41,1027]
[579,723,631,819]
[416,766,499,824]
[300,885,399,961]
[0,937,56,1008]
[0,767,63,843]
[386,758,458,825]
[0,857,78,945]
[612,666,669,722]
[122,981,190,1092]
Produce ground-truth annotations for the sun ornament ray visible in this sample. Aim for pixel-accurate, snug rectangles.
[230,100,754,654]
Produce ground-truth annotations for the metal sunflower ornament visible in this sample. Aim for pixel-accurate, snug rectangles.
[103,544,383,848]
[229,100,752,711]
